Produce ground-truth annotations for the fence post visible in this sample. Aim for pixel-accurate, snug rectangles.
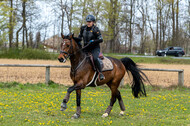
[178,71,184,87]
[46,66,50,85]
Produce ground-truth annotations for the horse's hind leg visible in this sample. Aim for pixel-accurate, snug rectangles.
[116,89,125,116]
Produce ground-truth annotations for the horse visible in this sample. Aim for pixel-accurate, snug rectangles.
[58,33,148,119]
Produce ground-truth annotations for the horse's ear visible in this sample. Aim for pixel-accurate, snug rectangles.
[69,33,74,38]
[61,33,64,39]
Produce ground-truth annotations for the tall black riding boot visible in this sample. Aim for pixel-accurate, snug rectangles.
[95,59,105,80]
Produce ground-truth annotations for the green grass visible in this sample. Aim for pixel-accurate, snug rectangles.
[1,49,190,64]
[131,57,190,64]
[0,49,58,60]
[0,82,189,126]
[105,53,190,65]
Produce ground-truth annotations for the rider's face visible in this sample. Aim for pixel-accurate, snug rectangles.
[86,21,94,27]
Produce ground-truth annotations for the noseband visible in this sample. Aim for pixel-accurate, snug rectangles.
[60,38,73,60]
[60,37,91,60]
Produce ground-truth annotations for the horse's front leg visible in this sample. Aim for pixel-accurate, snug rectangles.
[60,85,76,111]
[71,89,81,119]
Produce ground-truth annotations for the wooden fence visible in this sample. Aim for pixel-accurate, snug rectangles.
[139,68,184,87]
[0,64,184,86]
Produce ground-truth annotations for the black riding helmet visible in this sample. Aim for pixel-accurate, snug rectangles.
[86,15,95,22]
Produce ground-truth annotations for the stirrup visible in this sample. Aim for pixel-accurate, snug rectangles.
[99,73,105,80]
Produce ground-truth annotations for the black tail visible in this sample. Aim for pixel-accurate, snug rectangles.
[120,57,148,98]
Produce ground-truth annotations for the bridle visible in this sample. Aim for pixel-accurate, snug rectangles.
[60,37,74,60]
[59,36,91,77]
[60,37,91,61]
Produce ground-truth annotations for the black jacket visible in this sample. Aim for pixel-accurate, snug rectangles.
[75,25,103,51]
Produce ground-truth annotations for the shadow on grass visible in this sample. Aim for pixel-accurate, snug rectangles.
[0,82,189,92]
[120,83,190,92]
[0,81,65,89]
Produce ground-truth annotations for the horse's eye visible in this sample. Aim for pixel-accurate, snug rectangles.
[67,45,70,47]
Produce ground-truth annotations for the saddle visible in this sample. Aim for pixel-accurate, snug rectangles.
[89,52,113,72]
[86,53,113,87]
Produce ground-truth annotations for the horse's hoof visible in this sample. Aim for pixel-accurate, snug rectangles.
[71,113,80,119]
[60,102,67,111]
[119,111,124,116]
[101,113,108,118]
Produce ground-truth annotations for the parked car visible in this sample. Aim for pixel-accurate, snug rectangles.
[156,47,185,57]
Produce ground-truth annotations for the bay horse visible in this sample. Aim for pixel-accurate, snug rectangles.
[58,33,148,119]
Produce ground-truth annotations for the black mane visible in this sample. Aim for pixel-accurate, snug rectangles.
[73,37,82,49]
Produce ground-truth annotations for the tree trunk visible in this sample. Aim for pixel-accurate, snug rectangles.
[107,0,115,53]
[125,21,128,53]
[69,0,73,33]
[36,32,41,49]
[16,26,23,48]
[9,0,13,48]
[172,0,175,45]
[22,0,26,49]
[159,1,162,49]
[148,15,156,55]
[80,0,87,27]
[176,0,179,46]
[29,32,33,48]
[156,11,159,53]
[129,0,134,53]
[22,27,25,48]
[113,0,118,53]
[61,0,65,34]
[25,28,29,48]
[139,0,146,54]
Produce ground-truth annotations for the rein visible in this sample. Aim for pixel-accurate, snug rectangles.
[71,42,91,55]
[60,38,91,58]
[71,55,87,74]
[60,37,91,76]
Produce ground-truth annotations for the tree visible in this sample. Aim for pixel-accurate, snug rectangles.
[176,0,179,45]
[16,0,27,49]
[28,32,33,48]
[2,0,189,54]
[0,1,12,47]
[128,0,136,53]
[171,0,176,45]
[9,0,14,48]
[35,31,41,49]
[137,0,147,54]
[65,0,74,32]
[15,0,41,49]
[107,0,116,53]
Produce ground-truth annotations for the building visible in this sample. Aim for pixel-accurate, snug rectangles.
[43,35,62,52]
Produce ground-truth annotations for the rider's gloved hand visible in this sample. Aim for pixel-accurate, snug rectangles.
[89,40,94,43]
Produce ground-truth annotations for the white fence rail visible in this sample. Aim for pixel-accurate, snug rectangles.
[0,64,184,86]
[139,68,184,87]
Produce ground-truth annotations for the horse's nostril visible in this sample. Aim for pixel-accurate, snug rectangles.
[58,58,64,62]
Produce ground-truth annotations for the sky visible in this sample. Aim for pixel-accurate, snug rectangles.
[35,0,189,45]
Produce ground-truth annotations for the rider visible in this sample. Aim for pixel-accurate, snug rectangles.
[75,15,105,80]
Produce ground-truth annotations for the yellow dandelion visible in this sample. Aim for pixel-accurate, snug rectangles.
[110,120,112,124]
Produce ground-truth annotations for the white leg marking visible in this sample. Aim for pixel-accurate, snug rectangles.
[119,111,124,116]
[102,113,108,118]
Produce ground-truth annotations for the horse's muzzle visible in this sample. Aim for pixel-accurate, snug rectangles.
[58,58,66,63]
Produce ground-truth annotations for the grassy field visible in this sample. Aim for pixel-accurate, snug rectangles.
[0,82,189,126]
[105,54,190,65]
[1,49,190,64]
[0,49,57,60]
